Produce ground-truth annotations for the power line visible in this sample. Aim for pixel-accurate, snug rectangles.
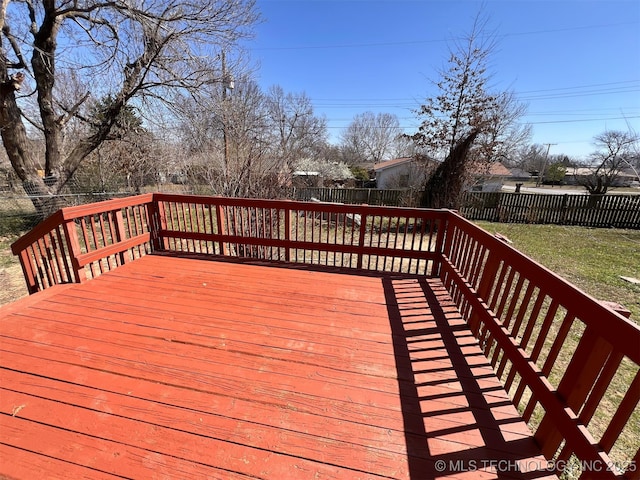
[253,21,639,51]
[310,80,640,103]
[308,80,640,110]
[515,79,639,95]
[524,116,640,125]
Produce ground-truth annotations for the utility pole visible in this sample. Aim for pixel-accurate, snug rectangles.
[537,143,557,187]
[221,51,234,192]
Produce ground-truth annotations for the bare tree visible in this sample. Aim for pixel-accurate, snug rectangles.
[407,12,529,208]
[1,0,258,217]
[514,144,549,175]
[581,130,639,194]
[174,78,256,196]
[340,111,402,164]
[473,90,531,165]
[264,85,328,172]
[409,13,499,160]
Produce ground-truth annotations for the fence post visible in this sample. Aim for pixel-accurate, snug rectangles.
[494,192,502,222]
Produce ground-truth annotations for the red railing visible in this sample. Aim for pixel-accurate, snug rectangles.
[10,193,640,478]
[440,212,639,478]
[11,194,154,293]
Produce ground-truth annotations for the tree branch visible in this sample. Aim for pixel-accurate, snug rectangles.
[55,90,91,126]
[2,24,30,71]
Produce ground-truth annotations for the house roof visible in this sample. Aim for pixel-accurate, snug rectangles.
[373,157,415,172]
[469,161,513,177]
[568,167,638,178]
[509,168,532,179]
[376,158,516,177]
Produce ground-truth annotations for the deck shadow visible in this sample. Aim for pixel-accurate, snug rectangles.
[382,276,554,479]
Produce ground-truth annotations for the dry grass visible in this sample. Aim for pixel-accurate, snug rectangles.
[0,235,28,305]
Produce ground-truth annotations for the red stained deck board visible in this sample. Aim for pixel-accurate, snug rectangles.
[0,255,555,479]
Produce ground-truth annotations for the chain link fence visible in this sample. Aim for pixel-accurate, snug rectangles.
[0,191,132,235]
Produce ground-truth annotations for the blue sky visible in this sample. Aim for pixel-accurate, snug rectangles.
[243,0,640,159]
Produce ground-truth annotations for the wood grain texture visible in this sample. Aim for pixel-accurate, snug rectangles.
[0,255,554,479]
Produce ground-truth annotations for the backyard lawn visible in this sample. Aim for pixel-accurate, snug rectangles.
[474,221,640,323]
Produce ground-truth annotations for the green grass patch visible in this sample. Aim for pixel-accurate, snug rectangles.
[474,222,640,322]
[474,221,639,479]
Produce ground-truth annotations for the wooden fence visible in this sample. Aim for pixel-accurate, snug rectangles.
[295,188,640,229]
[457,192,640,228]
[294,187,416,206]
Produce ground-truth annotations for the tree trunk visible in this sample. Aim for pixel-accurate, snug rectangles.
[0,72,63,218]
[421,130,479,209]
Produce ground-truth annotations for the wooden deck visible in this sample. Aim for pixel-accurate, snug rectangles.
[1,254,556,479]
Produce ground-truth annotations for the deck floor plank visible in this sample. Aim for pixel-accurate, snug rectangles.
[1,255,556,479]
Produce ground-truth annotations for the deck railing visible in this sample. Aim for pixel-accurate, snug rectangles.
[10,193,640,479]
[440,212,639,478]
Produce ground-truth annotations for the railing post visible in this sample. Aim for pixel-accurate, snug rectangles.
[62,217,86,284]
[284,206,291,262]
[356,212,367,270]
[469,249,501,338]
[114,210,128,265]
[147,197,167,252]
[215,202,229,256]
[17,249,39,294]
[431,211,449,276]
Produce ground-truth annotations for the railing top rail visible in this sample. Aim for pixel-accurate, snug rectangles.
[10,193,450,255]
[10,210,64,254]
[153,193,451,218]
[60,193,154,219]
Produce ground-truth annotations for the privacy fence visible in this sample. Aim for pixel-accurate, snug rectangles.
[294,188,640,229]
[294,187,414,206]
[460,192,640,229]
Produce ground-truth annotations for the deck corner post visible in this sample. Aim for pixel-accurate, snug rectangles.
[432,211,450,276]
[62,217,86,284]
[147,198,167,252]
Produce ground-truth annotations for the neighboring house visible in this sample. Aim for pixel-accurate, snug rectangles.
[564,167,640,187]
[508,168,533,182]
[373,156,436,189]
[468,161,514,192]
